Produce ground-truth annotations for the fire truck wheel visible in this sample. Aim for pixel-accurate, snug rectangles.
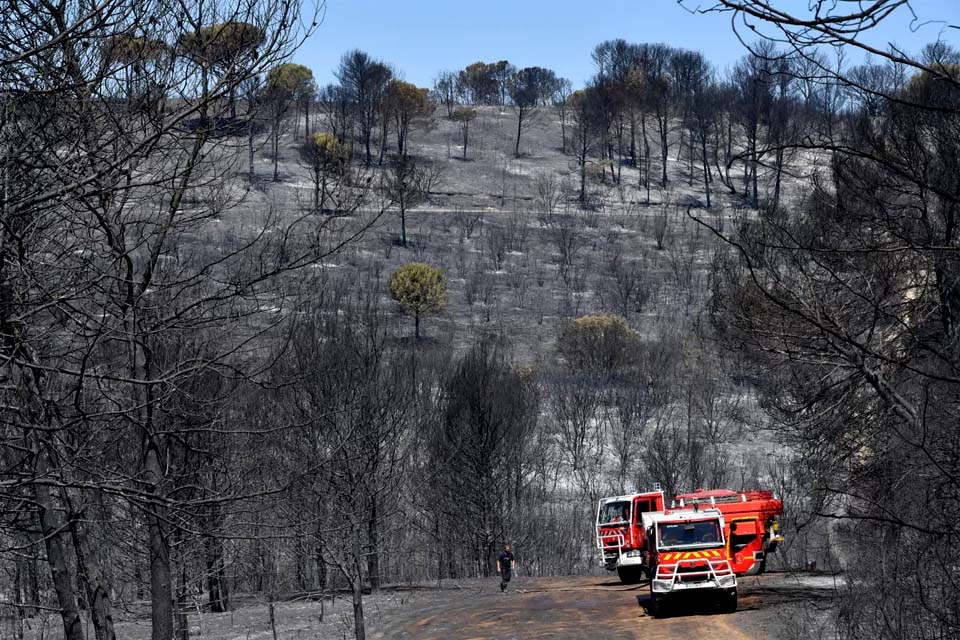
[720,588,737,614]
[617,567,639,584]
[649,594,667,618]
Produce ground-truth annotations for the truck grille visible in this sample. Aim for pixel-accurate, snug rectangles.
[674,564,712,583]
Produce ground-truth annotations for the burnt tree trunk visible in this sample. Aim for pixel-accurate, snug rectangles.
[367,500,380,591]
[35,480,84,640]
[65,495,117,640]
[701,136,711,209]
[351,531,366,640]
[515,108,524,157]
[206,534,229,613]
[144,435,174,640]
[176,566,189,640]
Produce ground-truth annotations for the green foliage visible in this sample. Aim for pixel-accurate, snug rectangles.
[387,80,433,155]
[452,106,477,122]
[101,35,167,65]
[387,80,431,114]
[389,263,447,338]
[457,60,512,105]
[310,131,345,155]
[568,89,586,108]
[458,61,499,104]
[557,313,640,373]
[508,66,559,108]
[266,62,316,96]
[301,131,349,171]
[177,21,265,69]
[299,132,350,211]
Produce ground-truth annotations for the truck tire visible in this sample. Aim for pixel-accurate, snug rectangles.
[720,588,737,614]
[649,593,666,618]
[617,566,638,584]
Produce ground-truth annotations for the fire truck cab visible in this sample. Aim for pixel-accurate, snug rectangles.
[673,489,784,576]
[644,507,738,617]
[595,490,665,583]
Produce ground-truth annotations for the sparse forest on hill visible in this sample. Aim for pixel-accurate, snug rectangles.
[1,0,958,639]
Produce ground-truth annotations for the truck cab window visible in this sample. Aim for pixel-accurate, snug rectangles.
[599,501,630,525]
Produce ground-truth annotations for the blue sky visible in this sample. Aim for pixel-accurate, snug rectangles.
[292,0,960,89]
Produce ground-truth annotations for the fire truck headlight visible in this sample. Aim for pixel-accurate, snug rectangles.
[626,550,642,558]
[652,580,672,593]
[718,575,736,588]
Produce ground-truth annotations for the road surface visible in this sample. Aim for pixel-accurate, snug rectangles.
[372,574,835,640]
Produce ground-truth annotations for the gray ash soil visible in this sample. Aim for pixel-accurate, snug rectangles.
[370,573,838,640]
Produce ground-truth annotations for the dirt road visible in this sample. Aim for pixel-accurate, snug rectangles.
[372,574,835,640]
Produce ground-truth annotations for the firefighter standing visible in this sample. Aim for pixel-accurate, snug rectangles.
[497,543,515,592]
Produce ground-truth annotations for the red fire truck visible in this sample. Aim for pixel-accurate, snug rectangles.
[596,487,783,582]
[595,490,665,583]
[673,489,783,576]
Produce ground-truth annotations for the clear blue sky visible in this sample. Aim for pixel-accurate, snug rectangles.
[293,0,960,89]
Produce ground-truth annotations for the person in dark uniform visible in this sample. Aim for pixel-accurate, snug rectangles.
[497,543,515,592]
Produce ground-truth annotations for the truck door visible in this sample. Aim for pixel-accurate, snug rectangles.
[728,518,762,574]
[634,499,650,549]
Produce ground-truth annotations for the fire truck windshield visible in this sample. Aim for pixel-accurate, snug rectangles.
[598,501,630,525]
[657,520,722,550]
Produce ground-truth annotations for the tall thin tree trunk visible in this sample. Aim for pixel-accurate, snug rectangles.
[15,532,39,617]
[304,99,311,138]
[559,107,567,153]
[206,532,229,613]
[200,65,209,125]
[321,173,329,213]
[659,118,669,186]
[364,126,372,166]
[701,136,711,209]
[144,437,174,640]
[713,121,736,194]
[743,141,751,195]
[515,109,523,157]
[272,118,281,182]
[315,527,327,591]
[435,517,444,583]
[378,117,388,165]
[268,598,278,640]
[35,481,85,640]
[367,501,380,591]
[65,494,117,640]
[579,148,587,204]
[176,566,189,640]
[351,533,366,640]
[641,115,651,202]
[773,148,784,209]
[248,120,256,183]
